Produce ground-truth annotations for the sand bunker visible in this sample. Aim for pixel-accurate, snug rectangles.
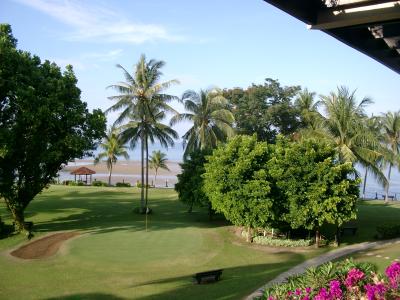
[10,232,79,259]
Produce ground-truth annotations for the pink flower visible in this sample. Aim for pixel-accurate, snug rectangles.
[329,280,343,299]
[364,283,387,300]
[315,287,331,300]
[305,287,312,294]
[345,268,365,288]
[295,288,302,296]
[385,261,400,289]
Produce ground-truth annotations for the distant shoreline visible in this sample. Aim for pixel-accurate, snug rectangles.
[59,159,181,186]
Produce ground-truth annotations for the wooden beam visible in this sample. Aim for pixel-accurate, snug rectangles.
[310,5,400,30]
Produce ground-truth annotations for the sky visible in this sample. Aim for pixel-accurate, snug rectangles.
[1,0,400,138]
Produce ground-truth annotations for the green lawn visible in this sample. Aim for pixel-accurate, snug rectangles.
[318,200,400,246]
[0,186,323,300]
[340,242,400,273]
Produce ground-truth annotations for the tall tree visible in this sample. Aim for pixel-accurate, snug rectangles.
[294,88,322,129]
[320,87,383,170]
[94,127,129,186]
[224,78,301,142]
[0,24,106,233]
[380,111,400,202]
[149,150,169,185]
[170,88,235,157]
[107,54,178,212]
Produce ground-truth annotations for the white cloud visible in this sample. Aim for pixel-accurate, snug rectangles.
[14,0,185,44]
[49,49,123,71]
[83,49,124,61]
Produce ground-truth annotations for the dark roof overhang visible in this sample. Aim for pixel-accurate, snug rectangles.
[263,0,400,74]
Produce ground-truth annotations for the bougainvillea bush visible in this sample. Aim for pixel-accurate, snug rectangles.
[263,259,400,300]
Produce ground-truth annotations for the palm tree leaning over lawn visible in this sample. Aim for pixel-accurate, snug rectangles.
[170,88,235,158]
[380,111,400,202]
[94,127,129,186]
[107,54,179,212]
[149,150,170,186]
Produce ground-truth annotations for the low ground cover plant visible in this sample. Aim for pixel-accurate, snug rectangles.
[252,236,313,247]
[264,259,400,300]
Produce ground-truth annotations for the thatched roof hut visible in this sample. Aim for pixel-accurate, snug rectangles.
[70,167,96,184]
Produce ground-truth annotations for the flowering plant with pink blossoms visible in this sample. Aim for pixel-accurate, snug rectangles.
[264,259,400,300]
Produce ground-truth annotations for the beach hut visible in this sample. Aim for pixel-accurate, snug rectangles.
[70,167,96,184]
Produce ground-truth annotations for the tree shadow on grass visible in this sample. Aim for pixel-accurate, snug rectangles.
[44,293,126,300]
[130,259,306,300]
[16,188,229,236]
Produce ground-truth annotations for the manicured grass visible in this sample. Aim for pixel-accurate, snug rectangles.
[323,200,400,245]
[0,186,323,300]
[342,242,400,273]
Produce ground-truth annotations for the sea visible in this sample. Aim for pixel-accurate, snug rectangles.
[59,141,400,199]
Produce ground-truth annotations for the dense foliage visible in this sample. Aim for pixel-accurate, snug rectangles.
[203,135,359,244]
[175,150,211,213]
[203,135,281,233]
[0,24,106,233]
[270,137,360,244]
[223,78,301,142]
[264,259,400,300]
[376,223,400,239]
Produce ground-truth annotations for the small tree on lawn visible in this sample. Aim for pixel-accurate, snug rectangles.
[270,137,360,247]
[175,149,211,214]
[203,135,285,241]
[149,150,169,186]
[0,25,106,234]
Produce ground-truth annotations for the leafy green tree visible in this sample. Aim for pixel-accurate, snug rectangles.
[203,135,283,241]
[149,150,169,185]
[379,111,400,202]
[170,88,234,158]
[0,24,106,233]
[94,127,129,186]
[270,137,360,246]
[107,54,178,212]
[224,78,301,142]
[175,149,211,213]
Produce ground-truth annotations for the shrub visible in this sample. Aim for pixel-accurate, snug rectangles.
[376,223,400,239]
[116,182,131,187]
[0,216,3,234]
[92,181,107,187]
[77,181,85,186]
[253,236,313,247]
[136,182,151,188]
[262,259,400,300]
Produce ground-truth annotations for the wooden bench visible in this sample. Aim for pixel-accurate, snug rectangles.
[193,269,223,284]
[340,223,357,236]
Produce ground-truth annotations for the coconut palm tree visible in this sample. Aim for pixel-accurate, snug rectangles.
[107,54,179,212]
[119,107,178,207]
[320,86,382,166]
[170,88,235,157]
[380,111,400,202]
[295,88,322,129]
[149,150,170,185]
[94,127,129,186]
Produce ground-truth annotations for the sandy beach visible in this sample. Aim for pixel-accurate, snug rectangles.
[60,159,181,187]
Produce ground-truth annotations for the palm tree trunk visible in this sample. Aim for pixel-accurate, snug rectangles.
[145,132,149,209]
[154,168,158,187]
[108,163,113,186]
[140,130,145,212]
[362,167,368,199]
[385,163,392,203]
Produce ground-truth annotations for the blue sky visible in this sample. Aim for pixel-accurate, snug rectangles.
[1,0,399,137]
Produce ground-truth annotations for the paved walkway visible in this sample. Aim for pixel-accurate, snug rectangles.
[245,238,400,300]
